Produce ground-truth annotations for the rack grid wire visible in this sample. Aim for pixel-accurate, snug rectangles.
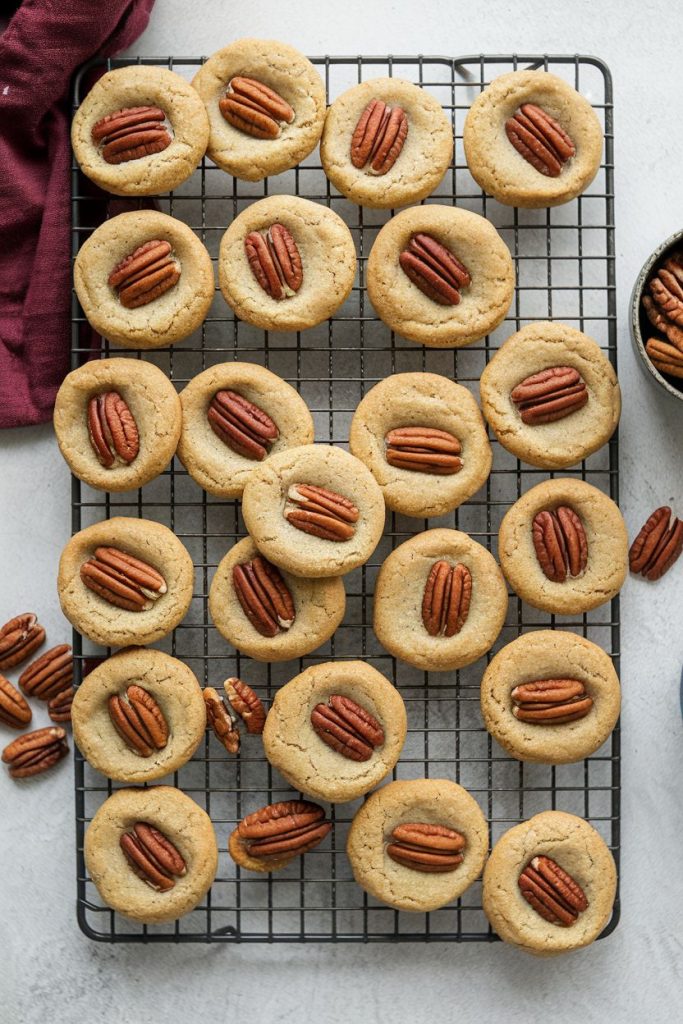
[71,53,619,943]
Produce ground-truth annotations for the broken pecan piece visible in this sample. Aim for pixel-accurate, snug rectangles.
[532,506,588,583]
[225,678,266,734]
[237,800,332,860]
[204,686,240,754]
[385,426,463,475]
[47,687,74,724]
[244,223,303,300]
[629,506,683,581]
[91,105,172,164]
[19,644,73,701]
[108,239,181,309]
[108,685,169,756]
[220,76,295,138]
[2,726,68,779]
[120,822,187,891]
[350,98,409,175]
[80,546,167,611]
[0,613,45,671]
[422,560,472,638]
[87,392,140,468]
[285,483,359,541]
[511,366,588,425]
[0,675,32,729]
[399,233,471,306]
[518,855,588,926]
[387,822,466,873]
[511,678,593,724]
[232,555,295,638]
[310,694,384,762]
[208,390,279,460]
[505,103,575,177]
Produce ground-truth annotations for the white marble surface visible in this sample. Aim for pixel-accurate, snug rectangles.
[3,1,683,1021]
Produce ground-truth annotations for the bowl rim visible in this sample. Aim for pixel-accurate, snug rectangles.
[630,227,683,403]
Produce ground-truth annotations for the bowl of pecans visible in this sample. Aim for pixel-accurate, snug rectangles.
[630,228,683,402]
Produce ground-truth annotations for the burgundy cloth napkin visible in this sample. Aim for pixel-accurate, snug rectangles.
[0,0,155,429]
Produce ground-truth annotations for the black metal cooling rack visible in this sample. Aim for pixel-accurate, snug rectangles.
[70,53,619,943]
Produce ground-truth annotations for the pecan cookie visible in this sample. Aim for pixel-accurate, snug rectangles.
[463,71,603,208]
[58,517,194,647]
[208,536,345,662]
[74,210,214,350]
[367,205,514,348]
[177,362,314,498]
[480,631,620,764]
[218,195,356,332]
[347,779,488,912]
[373,528,508,672]
[71,65,209,196]
[480,322,620,469]
[54,358,181,492]
[72,648,206,782]
[84,786,218,924]
[320,78,453,209]
[349,372,492,517]
[498,479,628,615]
[482,811,617,955]
[192,38,326,181]
[262,660,407,803]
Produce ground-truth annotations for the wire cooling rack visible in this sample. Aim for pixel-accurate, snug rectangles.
[70,53,619,943]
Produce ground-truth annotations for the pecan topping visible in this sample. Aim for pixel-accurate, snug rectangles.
[629,506,683,581]
[422,560,472,638]
[512,678,593,724]
[648,254,683,328]
[220,76,294,138]
[285,484,359,542]
[645,337,683,381]
[0,675,32,729]
[399,233,471,306]
[232,555,295,638]
[385,426,463,475]
[47,687,74,724]
[387,822,466,873]
[510,366,588,425]
[237,800,332,860]
[532,507,588,583]
[91,106,172,164]
[244,224,303,301]
[208,390,279,460]
[19,644,73,701]
[2,726,68,779]
[108,239,181,309]
[80,546,167,612]
[108,685,169,757]
[0,613,45,671]
[505,103,575,177]
[350,98,409,175]
[225,678,266,734]
[120,822,187,891]
[310,694,384,762]
[87,391,140,468]
[204,686,240,754]
[518,855,588,926]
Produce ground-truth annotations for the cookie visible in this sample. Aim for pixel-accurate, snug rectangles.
[71,65,209,196]
[84,786,218,924]
[74,210,214,350]
[72,647,205,782]
[242,444,386,579]
[262,660,407,803]
[218,195,356,332]
[463,70,603,208]
[498,479,628,615]
[192,38,326,181]
[482,810,617,956]
[58,517,194,647]
[349,372,492,517]
[367,205,514,348]
[53,358,181,492]
[479,322,620,469]
[373,528,508,672]
[346,779,488,912]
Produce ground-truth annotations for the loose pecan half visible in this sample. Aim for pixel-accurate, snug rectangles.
[120,822,187,891]
[511,678,593,724]
[532,507,587,583]
[2,726,68,779]
[108,239,181,309]
[204,686,240,754]
[645,337,683,381]
[385,426,463,475]
[19,644,73,701]
[518,855,588,926]
[311,694,384,762]
[399,233,471,306]
[232,555,295,638]
[629,506,683,581]
[108,685,169,756]
[225,678,266,734]
[80,546,167,612]
[387,822,466,873]
[422,560,472,638]
[648,254,683,328]
[91,106,172,164]
[285,483,359,541]
[0,613,45,671]
[350,98,409,175]
[0,675,32,729]
[511,366,588,425]
[220,76,295,138]
[47,687,74,724]
[244,223,303,300]
[208,390,279,460]
[505,103,575,177]
[87,391,140,468]
[642,289,683,351]
[237,800,332,860]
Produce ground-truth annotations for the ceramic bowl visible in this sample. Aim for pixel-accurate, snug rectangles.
[630,227,683,403]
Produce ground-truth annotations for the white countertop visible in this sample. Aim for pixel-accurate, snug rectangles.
[3,1,683,1021]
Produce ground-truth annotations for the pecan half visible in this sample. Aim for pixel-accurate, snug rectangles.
[648,254,683,328]
[47,687,74,724]
[87,392,140,468]
[0,675,32,729]
[422,560,472,638]
[0,613,45,671]
[208,390,279,460]
[387,822,466,873]
[518,855,588,926]
[244,224,303,300]
[511,678,593,724]
[629,506,683,581]
[350,98,409,175]
[2,726,68,779]
[385,426,463,475]
[120,822,187,891]
[108,239,181,309]
[510,366,588,425]
[532,507,588,583]
[505,103,575,177]
[399,233,471,306]
[108,685,169,756]
[204,686,240,754]
[19,644,73,701]
[237,800,332,859]
[219,76,295,138]
[80,546,167,612]
[285,483,359,541]
[642,291,683,351]
[645,337,683,381]
[232,555,295,638]
[310,694,384,762]
[225,678,266,734]
[91,106,172,164]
